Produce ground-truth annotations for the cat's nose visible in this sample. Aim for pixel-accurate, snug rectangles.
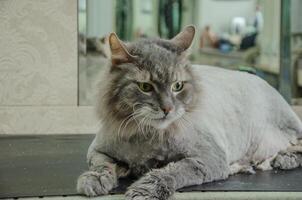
[161,106,173,116]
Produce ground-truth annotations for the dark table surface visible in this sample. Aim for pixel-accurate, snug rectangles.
[0,134,302,199]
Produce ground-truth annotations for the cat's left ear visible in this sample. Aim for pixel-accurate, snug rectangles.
[171,25,196,53]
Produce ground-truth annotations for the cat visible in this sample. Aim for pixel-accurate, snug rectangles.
[77,25,302,200]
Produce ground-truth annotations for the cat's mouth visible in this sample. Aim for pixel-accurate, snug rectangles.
[151,119,172,130]
[133,108,185,130]
[153,116,168,121]
[151,112,175,122]
[149,112,184,130]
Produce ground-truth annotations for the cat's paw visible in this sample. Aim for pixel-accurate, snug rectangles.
[77,170,116,197]
[125,172,174,200]
[271,152,300,170]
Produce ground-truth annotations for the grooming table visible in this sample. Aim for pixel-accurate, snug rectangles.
[1,135,302,199]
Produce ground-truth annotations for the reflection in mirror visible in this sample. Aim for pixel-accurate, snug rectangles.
[78,0,302,105]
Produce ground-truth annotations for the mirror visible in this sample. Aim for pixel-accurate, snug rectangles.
[78,0,302,105]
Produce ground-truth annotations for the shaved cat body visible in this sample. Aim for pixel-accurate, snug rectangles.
[77,26,302,199]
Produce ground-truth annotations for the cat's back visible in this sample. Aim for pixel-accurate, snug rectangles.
[191,64,281,105]
[190,64,302,162]
[191,64,300,125]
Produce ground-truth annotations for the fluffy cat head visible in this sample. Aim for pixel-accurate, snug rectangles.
[97,25,199,139]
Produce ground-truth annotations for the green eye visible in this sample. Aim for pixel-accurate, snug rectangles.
[172,81,184,92]
[138,82,153,92]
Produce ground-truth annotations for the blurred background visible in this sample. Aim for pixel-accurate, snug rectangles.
[79,0,302,106]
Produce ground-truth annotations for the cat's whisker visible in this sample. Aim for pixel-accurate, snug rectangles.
[158,129,165,144]
[179,111,193,126]
[118,105,147,140]
[178,118,186,131]
[178,117,187,132]
[117,113,135,140]
[182,115,194,128]
[181,118,192,132]
[146,117,155,141]
[131,110,146,136]
[174,110,192,131]
[137,117,145,136]
[145,118,151,137]
[142,115,152,138]
[144,117,151,138]
[135,111,148,137]
[120,114,137,139]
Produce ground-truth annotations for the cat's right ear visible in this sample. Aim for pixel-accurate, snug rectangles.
[108,33,135,66]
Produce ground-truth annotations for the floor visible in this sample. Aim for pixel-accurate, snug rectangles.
[3,192,302,200]
[1,135,302,200]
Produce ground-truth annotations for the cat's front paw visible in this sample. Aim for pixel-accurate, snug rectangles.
[77,170,116,197]
[125,172,175,200]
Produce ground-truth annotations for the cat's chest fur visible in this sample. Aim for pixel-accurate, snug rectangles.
[104,135,189,176]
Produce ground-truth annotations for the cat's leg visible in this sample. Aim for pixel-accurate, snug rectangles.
[271,151,302,170]
[253,141,302,171]
[271,144,302,170]
[255,155,276,171]
[229,162,255,175]
[287,139,302,153]
[77,148,129,197]
[125,157,229,200]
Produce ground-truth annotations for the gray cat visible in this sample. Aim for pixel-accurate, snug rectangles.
[77,26,302,200]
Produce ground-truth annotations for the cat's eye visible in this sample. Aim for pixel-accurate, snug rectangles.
[138,82,153,92]
[172,81,184,92]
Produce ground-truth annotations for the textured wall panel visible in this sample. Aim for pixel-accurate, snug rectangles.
[0,0,78,105]
[0,106,98,134]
